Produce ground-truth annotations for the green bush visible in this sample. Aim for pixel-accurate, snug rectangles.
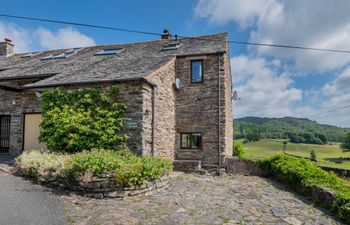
[233,141,246,159]
[310,150,317,162]
[259,155,350,223]
[15,151,67,177]
[65,149,172,186]
[16,149,173,187]
[39,87,127,153]
[341,132,350,152]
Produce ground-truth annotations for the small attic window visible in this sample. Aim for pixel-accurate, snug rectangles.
[21,52,39,58]
[41,48,81,60]
[162,42,182,51]
[41,54,54,60]
[95,48,124,56]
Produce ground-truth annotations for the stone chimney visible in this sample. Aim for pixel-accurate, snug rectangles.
[0,38,14,58]
[161,29,171,40]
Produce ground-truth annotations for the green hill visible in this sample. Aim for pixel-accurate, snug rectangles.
[234,117,349,142]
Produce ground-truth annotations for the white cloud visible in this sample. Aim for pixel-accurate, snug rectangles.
[0,21,95,53]
[323,68,350,97]
[34,27,95,50]
[194,0,275,28]
[195,0,350,72]
[232,55,302,118]
[0,21,32,52]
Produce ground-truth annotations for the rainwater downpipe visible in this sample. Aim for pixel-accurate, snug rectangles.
[151,85,155,157]
[217,52,221,174]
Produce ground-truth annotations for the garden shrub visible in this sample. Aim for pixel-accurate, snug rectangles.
[65,149,172,186]
[16,149,172,187]
[15,151,67,178]
[233,141,246,159]
[310,149,317,162]
[259,154,350,223]
[39,87,127,153]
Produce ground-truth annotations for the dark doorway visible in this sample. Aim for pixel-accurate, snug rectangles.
[0,115,11,151]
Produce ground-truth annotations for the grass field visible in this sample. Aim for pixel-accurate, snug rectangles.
[241,139,350,169]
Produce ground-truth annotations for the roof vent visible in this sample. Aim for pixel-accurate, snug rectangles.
[161,29,171,40]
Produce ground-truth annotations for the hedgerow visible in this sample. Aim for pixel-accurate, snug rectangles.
[259,154,350,223]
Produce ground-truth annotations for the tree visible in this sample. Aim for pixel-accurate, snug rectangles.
[340,132,350,152]
[39,87,127,153]
[310,150,317,162]
[246,131,261,142]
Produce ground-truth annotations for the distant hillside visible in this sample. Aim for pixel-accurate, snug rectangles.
[234,117,350,142]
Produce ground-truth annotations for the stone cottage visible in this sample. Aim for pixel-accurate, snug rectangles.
[0,31,233,169]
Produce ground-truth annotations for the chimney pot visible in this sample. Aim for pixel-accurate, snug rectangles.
[161,29,171,40]
[0,37,14,57]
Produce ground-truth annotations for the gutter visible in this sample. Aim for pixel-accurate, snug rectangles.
[22,77,155,89]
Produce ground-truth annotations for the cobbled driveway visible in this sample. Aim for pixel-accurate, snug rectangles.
[62,173,343,225]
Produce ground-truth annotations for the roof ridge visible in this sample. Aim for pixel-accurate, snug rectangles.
[14,32,228,55]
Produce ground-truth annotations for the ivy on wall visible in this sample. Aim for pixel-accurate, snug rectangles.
[39,87,128,153]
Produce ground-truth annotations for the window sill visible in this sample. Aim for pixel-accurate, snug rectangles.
[179,148,203,151]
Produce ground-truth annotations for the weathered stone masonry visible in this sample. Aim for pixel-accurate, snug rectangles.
[0,32,233,165]
[174,52,232,166]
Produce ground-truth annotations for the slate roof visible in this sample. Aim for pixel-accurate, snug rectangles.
[0,33,228,88]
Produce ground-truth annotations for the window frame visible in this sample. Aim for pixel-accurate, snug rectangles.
[180,132,203,150]
[190,59,204,84]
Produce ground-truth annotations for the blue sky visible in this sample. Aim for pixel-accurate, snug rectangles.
[1,0,350,127]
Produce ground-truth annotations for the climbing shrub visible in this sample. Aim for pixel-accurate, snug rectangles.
[259,155,350,223]
[233,141,246,159]
[39,87,127,153]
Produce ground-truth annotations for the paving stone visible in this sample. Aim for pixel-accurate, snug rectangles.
[61,173,344,225]
[283,216,303,225]
[272,205,289,217]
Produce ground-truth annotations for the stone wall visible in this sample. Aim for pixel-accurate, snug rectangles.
[145,59,176,160]
[174,53,233,166]
[0,79,42,155]
[222,53,233,159]
[0,80,155,157]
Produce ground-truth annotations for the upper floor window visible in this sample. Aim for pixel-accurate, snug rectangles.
[191,60,203,84]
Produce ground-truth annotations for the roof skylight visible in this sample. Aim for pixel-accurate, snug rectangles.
[21,52,39,58]
[95,48,124,56]
[41,48,81,60]
[162,42,182,51]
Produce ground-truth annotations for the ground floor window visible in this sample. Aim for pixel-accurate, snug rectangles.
[180,132,202,149]
[0,115,11,150]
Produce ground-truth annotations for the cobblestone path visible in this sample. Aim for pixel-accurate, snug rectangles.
[62,173,343,225]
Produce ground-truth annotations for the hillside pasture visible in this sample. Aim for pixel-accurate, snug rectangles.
[241,139,350,169]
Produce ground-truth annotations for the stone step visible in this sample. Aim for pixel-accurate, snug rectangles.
[173,160,202,173]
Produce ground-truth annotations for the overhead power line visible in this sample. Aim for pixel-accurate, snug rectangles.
[1,13,350,54]
[0,13,161,37]
[304,104,350,118]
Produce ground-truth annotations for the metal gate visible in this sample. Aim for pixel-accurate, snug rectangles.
[0,115,11,150]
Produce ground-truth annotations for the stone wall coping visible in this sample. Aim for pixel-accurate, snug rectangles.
[16,169,169,199]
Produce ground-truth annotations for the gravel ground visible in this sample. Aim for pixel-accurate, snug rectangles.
[62,173,343,225]
[0,171,66,225]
